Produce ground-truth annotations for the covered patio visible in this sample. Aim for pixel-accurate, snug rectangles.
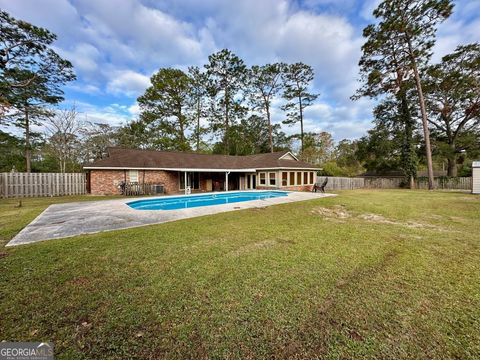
[180,170,256,193]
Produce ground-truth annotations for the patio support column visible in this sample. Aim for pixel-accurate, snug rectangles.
[184,171,187,195]
[225,171,229,191]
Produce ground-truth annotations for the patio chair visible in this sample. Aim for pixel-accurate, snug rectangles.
[313,177,328,193]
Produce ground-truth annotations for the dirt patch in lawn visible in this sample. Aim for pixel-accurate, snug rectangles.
[359,213,447,231]
[312,206,448,231]
[461,196,480,201]
[311,205,351,220]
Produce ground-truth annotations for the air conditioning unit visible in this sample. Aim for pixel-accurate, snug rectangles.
[152,184,164,194]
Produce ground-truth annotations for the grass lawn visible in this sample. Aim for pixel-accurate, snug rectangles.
[1,190,479,359]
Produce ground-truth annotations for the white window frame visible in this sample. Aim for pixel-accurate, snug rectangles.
[128,170,139,183]
[268,172,277,186]
[259,172,266,185]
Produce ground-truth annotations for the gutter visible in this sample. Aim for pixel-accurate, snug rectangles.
[83,166,321,171]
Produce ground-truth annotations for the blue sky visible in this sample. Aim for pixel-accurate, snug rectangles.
[1,0,479,141]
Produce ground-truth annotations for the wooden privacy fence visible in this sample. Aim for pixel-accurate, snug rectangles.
[415,176,472,190]
[317,176,472,191]
[364,177,404,189]
[0,172,86,198]
[318,176,365,190]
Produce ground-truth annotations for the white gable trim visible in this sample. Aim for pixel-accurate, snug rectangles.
[279,151,299,161]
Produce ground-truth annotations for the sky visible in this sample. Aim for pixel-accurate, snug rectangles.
[1,0,479,141]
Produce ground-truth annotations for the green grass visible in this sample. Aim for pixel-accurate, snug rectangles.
[1,190,479,359]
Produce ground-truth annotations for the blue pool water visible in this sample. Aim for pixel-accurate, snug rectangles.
[127,191,289,210]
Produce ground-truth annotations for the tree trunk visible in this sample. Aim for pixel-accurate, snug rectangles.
[224,91,229,155]
[409,175,415,189]
[412,70,435,189]
[266,105,273,153]
[196,98,200,152]
[25,106,31,173]
[406,38,434,190]
[178,106,186,151]
[399,89,417,189]
[447,156,457,177]
[299,95,304,153]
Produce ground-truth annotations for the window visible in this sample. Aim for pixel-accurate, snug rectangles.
[179,172,200,190]
[297,172,302,185]
[269,172,276,186]
[310,172,314,185]
[304,172,308,185]
[259,172,266,185]
[128,170,139,183]
[289,172,295,186]
[282,172,288,186]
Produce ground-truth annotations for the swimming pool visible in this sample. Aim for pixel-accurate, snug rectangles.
[127,191,289,210]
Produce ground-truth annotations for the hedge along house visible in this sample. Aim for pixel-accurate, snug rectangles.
[84,147,320,195]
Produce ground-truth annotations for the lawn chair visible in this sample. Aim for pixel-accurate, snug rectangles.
[313,177,328,193]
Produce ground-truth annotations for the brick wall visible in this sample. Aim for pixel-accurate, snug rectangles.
[89,170,179,195]
[141,170,179,194]
[280,185,314,192]
[89,170,125,195]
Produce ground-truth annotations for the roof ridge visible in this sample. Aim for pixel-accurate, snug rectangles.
[108,147,290,158]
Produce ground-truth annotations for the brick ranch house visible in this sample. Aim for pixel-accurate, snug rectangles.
[84,147,320,195]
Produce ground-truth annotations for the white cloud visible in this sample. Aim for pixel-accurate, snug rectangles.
[55,43,101,74]
[128,102,141,116]
[72,101,133,127]
[106,70,151,97]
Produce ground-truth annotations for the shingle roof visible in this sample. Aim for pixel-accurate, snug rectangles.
[83,147,318,170]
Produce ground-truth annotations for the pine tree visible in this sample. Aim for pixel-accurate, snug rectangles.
[281,63,318,153]
[248,63,284,152]
[205,49,247,154]
[356,0,453,189]
[138,68,194,151]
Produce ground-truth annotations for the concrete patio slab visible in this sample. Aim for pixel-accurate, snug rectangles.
[6,191,336,246]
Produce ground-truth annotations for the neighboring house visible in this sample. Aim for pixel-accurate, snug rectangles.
[84,147,320,195]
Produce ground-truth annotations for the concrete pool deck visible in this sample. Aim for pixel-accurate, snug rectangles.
[6,191,336,247]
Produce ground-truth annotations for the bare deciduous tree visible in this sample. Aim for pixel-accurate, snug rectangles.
[44,105,82,173]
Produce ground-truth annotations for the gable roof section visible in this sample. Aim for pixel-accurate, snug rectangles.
[84,148,318,171]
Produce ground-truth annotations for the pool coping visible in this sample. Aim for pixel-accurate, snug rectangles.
[127,190,290,210]
[6,190,336,247]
